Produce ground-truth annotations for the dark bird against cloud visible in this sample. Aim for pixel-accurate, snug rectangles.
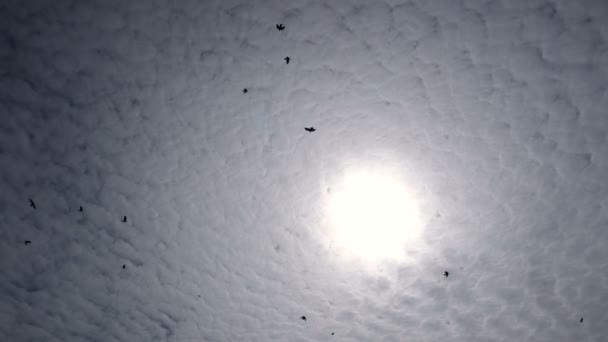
[301,315,306,321]
[24,240,31,245]
[29,199,36,209]
[284,56,290,64]
[444,271,449,278]
[122,264,126,269]
[276,24,285,31]
[78,206,83,212]
[580,317,583,323]
[122,216,127,223]
[243,88,248,94]
[304,127,316,133]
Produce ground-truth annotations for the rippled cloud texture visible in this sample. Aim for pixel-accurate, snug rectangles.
[1,0,607,341]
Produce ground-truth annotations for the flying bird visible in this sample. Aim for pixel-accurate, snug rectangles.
[243,88,248,94]
[304,127,316,133]
[444,271,449,278]
[580,317,583,323]
[276,24,285,31]
[284,56,290,64]
[29,199,36,209]
[331,332,335,335]
[301,315,306,321]
[24,240,31,245]
[122,216,127,223]
[122,264,126,269]
[78,206,83,212]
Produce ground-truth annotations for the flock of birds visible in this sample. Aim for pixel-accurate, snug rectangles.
[242,24,317,135]
[19,22,587,338]
[23,192,587,334]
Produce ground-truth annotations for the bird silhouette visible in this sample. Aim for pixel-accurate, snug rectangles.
[122,216,127,223]
[24,240,31,245]
[444,271,449,277]
[78,206,83,212]
[305,127,316,133]
[276,24,285,31]
[243,88,248,94]
[29,199,36,209]
[331,332,335,335]
[580,317,583,323]
[284,56,290,64]
[301,315,306,321]
[122,264,126,269]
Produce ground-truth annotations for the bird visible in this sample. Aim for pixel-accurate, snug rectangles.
[331,332,335,335]
[444,271,449,278]
[580,317,584,323]
[122,216,127,223]
[301,315,306,321]
[243,88,248,94]
[78,206,83,212]
[24,240,31,245]
[284,56,290,64]
[122,264,126,269]
[276,24,285,31]
[29,199,36,209]
[304,127,316,133]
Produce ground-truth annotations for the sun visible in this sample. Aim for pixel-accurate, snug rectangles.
[326,169,423,265]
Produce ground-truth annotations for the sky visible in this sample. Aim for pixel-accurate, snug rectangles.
[1,0,608,341]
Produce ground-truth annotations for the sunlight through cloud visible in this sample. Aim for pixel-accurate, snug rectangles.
[327,168,423,266]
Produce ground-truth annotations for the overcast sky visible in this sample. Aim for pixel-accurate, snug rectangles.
[1,0,608,341]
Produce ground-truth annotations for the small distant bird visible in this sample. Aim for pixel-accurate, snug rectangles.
[78,206,83,212]
[301,315,306,321]
[276,24,285,31]
[284,56,290,64]
[122,264,126,269]
[24,240,31,245]
[243,88,248,94]
[304,127,316,133]
[580,317,583,323]
[444,271,449,278]
[29,199,36,209]
[122,216,127,223]
[331,332,335,335]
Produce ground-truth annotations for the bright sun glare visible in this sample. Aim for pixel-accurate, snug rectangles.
[327,169,422,264]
